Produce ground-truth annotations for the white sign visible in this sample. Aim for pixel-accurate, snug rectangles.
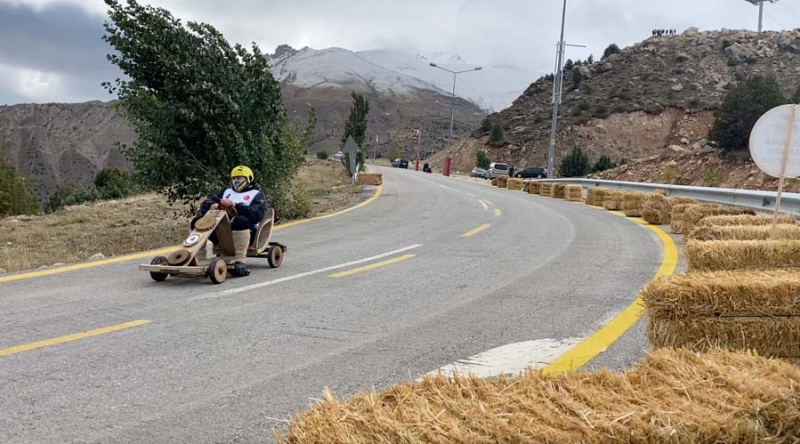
[749,104,800,178]
[184,234,201,246]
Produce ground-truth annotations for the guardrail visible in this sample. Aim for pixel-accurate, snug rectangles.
[538,178,800,217]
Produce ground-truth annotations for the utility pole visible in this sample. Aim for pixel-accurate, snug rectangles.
[429,63,483,139]
[745,0,778,33]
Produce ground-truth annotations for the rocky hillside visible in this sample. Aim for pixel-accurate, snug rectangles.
[443,28,800,174]
[0,101,134,201]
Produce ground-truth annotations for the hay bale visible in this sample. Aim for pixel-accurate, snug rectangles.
[566,185,582,202]
[602,191,624,210]
[683,204,755,234]
[687,224,800,242]
[697,214,797,228]
[553,183,566,199]
[274,348,800,444]
[496,175,509,188]
[670,202,713,234]
[507,178,524,191]
[641,269,800,318]
[528,181,541,195]
[685,240,800,272]
[491,178,498,186]
[641,193,670,225]
[586,188,608,206]
[648,316,800,357]
[356,172,382,186]
[540,183,553,196]
[622,192,644,217]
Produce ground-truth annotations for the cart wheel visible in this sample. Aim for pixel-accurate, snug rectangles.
[267,245,284,268]
[150,256,169,282]
[208,257,228,284]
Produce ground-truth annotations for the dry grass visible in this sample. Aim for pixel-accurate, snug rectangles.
[648,317,800,357]
[697,214,797,228]
[274,348,800,443]
[685,240,800,272]
[553,183,566,199]
[686,224,800,242]
[641,269,800,318]
[682,204,755,235]
[507,178,524,191]
[586,188,608,206]
[0,160,360,273]
[540,183,553,196]
[356,172,382,186]
[622,192,644,217]
[602,191,624,211]
[566,185,582,201]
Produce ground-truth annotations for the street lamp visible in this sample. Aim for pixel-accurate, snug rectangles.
[744,0,778,33]
[429,63,483,138]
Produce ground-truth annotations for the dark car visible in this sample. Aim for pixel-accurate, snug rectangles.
[515,167,547,179]
[391,158,409,169]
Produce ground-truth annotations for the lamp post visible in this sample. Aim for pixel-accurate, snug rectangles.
[429,63,482,138]
[745,0,778,33]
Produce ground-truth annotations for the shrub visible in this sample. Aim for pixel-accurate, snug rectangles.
[603,43,621,59]
[592,154,614,173]
[476,150,491,169]
[563,59,574,72]
[45,184,99,213]
[0,157,40,217]
[594,105,609,118]
[572,70,584,89]
[94,168,138,200]
[709,74,787,152]
[479,117,492,133]
[578,101,591,111]
[488,126,505,146]
[316,151,329,160]
[559,146,590,177]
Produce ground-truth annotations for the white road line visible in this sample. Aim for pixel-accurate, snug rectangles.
[466,193,476,197]
[479,200,489,211]
[421,338,583,380]
[437,184,461,193]
[190,244,424,301]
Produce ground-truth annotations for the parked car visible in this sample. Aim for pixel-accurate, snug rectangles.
[515,167,547,179]
[485,162,509,179]
[391,158,409,169]
[471,167,486,178]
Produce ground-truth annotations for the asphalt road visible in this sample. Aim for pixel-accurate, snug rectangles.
[1,165,664,443]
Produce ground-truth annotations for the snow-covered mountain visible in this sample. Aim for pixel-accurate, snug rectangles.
[269,46,542,112]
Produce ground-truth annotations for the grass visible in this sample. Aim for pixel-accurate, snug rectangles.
[0,159,361,273]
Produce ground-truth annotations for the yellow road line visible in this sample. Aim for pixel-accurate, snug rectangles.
[541,216,678,376]
[494,209,502,217]
[0,319,151,357]
[0,185,383,284]
[461,223,491,238]
[483,199,493,205]
[329,254,414,278]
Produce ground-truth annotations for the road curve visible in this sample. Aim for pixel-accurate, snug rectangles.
[0,165,662,443]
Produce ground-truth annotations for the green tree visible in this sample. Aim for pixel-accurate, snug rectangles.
[94,168,138,200]
[0,157,40,217]
[387,142,402,161]
[603,44,621,59]
[587,54,595,64]
[563,59,574,72]
[488,126,505,146]
[559,146,590,177]
[709,74,787,152]
[572,69,584,89]
[479,117,492,133]
[45,184,99,213]
[476,149,491,169]
[102,0,306,212]
[592,154,614,173]
[340,92,370,173]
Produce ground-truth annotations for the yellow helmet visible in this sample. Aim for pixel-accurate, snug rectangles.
[230,165,254,192]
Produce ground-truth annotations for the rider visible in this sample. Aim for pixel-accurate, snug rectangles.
[191,165,268,277]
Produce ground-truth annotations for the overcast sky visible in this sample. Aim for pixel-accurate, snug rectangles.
[1,0,799,105]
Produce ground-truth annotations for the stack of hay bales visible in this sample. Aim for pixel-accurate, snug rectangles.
[507,178,524,191]
[491,178,498,186]
[540,183,553,197]
[688,224,800,242]
[670,202,716,234]
[553,183,566,199]
[643,270,800,363]
[566,185,582,202]
[622,192,644,217]
[685,240,800,271]
[274,348,800,443]
[356,172,382,186]
[586,188,608,207]
[641,193,670,224]
[682,204,755,235]
[496,175,509,188]
[602,191,624,210]
[697,213,797,228]
[528,181,541,195]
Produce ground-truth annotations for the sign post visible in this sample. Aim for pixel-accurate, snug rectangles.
[343,135,361,184]
[749,104,800,237]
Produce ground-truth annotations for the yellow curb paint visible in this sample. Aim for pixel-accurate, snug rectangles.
[541,214,678,377]
[494,209,502,217]
[329,254,414,278]
[0,185,383,284]
[0,319,151,357]
[461,223,491,238]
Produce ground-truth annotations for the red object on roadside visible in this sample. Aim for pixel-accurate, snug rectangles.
[415,157,420,171]
[443,157,452,177]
